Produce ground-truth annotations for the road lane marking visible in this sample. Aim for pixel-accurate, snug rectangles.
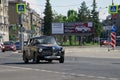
[0,65,119,80]
[108,78,119,80]
[0,69,17,72]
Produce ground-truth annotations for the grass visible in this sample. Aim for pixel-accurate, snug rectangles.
[62,41,99,46]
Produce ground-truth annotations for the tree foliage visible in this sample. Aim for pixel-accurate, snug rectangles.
[67,10,78,22]
[44,0,53,35]
[91,0,102,37]
[78,1,92,22]
[53,12,67,22]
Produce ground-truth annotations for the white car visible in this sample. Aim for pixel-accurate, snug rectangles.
[75,26,91,32]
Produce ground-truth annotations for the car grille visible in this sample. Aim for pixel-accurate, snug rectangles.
[42,47,53,56]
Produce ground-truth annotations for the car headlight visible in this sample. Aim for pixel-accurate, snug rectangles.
[52,47,55,50]
[39,48,43,52]
[60,48,64,52]
[11,46,14,48]
[2,46,5,49]
[59,48,64,53]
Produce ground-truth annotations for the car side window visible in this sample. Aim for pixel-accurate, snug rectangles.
[27,39,32,45]
[32,39,40,45]
[30,39,34,46]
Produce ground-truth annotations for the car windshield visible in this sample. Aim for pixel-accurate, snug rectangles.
[15,42,20,45]
[35,36,57,45]
[4,41,14,45]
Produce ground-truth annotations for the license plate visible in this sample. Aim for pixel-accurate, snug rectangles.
[45,56,60,59]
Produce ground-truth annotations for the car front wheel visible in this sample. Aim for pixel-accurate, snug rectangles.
[34,53,39,63]
[2,50,5,52]
[59,56,64,63]
[23,52,29,63]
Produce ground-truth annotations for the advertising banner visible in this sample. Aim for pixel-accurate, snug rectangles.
[52,22,93,35]
[64,22,93,34]
[52,23,64,34]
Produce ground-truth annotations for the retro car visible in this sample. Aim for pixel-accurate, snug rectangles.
[23,36,65,63]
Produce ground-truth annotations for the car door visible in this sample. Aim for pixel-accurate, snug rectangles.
[30,38,37,59]
[25,38,33,59]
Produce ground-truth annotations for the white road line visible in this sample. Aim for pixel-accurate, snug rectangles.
[0,69,17,72]
[108,78,119,80]
[0,65,119,80]
[97,76,108,79]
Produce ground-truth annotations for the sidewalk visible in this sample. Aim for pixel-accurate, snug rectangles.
[64,46,120,58]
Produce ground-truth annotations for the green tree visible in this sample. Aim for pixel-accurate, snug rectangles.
[67,10,78,22]
[78,1,92,22]
[44,0,53,35]
[53,12,67,22]
[67,10,78,45]
[91,0,102,37]
[77,1,93,45]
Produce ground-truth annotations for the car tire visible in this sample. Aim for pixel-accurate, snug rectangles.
[23,52,29,63]
[2,50,5,52]
[24,58,29,63]
[34,53,39,63]
[59,56,64,63]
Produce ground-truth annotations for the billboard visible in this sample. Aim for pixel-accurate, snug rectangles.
[52,23,64,34]
[64,22,93,34]
[52,22,93,35]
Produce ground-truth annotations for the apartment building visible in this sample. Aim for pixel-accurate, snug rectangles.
[30,10,42,37]
[8,0,42,41]
[0,0,9,43]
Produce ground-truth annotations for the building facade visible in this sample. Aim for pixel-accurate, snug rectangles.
[8,0,42,41]
[0,0,9,43]
[30,10,42,37]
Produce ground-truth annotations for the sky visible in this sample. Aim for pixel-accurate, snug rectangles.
[24,0,120,21]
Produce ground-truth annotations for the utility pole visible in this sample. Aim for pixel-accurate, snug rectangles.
[2,0,5,43]
[112,0,114,5]
[112,0,114,24]
[92,0,96,44]
[19,0,24,52]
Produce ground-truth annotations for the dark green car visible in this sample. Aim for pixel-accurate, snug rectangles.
[23,36,65,63]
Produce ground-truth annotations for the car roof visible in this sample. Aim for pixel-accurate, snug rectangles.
[30,36,54,39]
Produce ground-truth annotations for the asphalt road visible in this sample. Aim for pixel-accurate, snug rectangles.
[0,47,120,80]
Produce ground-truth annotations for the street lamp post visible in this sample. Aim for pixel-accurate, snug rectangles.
[112,0,114,5]
[19,0,24,52]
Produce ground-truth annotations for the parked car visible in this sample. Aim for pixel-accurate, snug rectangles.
[15,41,28,50]
[116,36,120,46]
[23,36,65,63]
[1,41,16,52]
[100,38,109,46]
[15,41,20,50]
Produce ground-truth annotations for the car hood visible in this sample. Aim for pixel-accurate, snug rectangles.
[38,44,62,50]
